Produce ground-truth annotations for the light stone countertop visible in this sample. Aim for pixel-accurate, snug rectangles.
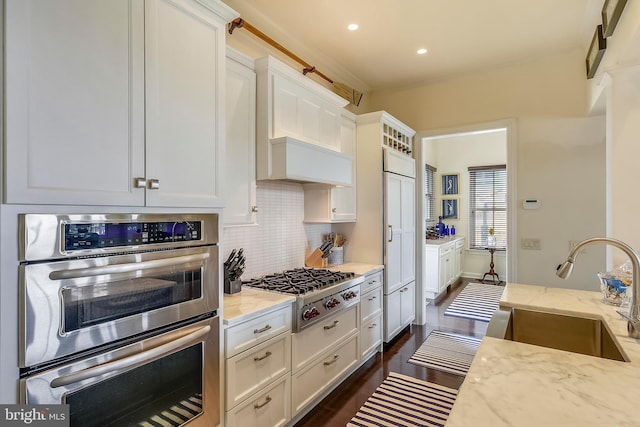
[425,236,464,247]
[328,262,383,276]
[222,287,295,327]
[446,283,640,427]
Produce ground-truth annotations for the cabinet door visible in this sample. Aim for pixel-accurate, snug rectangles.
[145,0,225,208]
[330,115,357,221]
[225,52,257,226]
[384,288,402,342]
[400,281,416,327]
[384,173,403,293]
[385,173,415,293]
[5,0,145,205]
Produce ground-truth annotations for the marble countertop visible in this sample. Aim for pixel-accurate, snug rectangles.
[425,236,464,246]
[446,283,640,427]
[222,287,295,327]
[328,262,383,275]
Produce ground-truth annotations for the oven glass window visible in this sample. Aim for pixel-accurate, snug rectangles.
[62,269,202,332]
[66,343,203,427]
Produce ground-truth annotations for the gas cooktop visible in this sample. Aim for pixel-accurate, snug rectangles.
[242,268,355,295]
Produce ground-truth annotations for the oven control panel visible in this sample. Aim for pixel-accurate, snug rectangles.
[63,220,203,251]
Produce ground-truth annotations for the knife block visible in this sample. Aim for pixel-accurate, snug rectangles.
[305,248,328,268]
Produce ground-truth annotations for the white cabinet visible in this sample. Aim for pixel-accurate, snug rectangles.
[360,270,383,359]
[303,110,357,223]
[424,237,465,298]
[384,281,415,342]
[5,0,237,207]
[224,305,292,427]
[225,47,257,226]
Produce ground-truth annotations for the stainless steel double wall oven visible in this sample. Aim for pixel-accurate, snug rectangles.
[18,213,220,427]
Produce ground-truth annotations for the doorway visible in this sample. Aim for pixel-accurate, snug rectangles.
[414,119,517,325]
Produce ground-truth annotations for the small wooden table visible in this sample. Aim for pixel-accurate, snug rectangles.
[481,247,501,285]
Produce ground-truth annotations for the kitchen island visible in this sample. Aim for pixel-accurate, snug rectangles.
[446,283,640,427]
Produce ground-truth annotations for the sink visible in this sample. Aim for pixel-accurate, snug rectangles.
[486,308,628,362]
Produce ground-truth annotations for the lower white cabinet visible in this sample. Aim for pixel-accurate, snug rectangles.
[291,333,359,416]
[360,270,383,358]
[384,281,415,342]
[224,306,292,427]
[424,237,465,298]
[225,375,291,427]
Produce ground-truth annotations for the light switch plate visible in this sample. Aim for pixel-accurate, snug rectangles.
[521,238,541,250]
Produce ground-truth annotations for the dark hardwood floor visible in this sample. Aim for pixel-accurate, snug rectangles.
[293,278,489,427]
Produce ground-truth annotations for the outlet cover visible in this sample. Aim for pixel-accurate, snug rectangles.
[521,238,541,250]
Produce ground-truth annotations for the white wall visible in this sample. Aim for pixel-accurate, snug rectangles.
[370,49,607,290]
[424,130,508,280]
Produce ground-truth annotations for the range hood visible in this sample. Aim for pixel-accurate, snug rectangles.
[257,136,353,187]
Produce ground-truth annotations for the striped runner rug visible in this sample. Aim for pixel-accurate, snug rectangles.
[138,393,202,427]
[444,282,505,322]
[408,330,482,376]
[347,372,458,427]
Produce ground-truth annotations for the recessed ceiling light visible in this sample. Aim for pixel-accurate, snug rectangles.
[347,23,359,31]
[417,48,428,55]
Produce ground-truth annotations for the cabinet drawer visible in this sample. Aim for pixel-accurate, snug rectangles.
[360,286,383,323]
[441,244,454,255]
[360,313,382,359]
[291,333,359,416]
[225,374,291,427]
[226,306,292,358]
[292,305,358,371]
[456,238,464,249]
[360,271,383,293]
[226,333,291,410]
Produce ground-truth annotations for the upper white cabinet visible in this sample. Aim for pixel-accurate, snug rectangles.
[303,110,357,222]
[254,55,354,186]
[225,47,257,226]
[5,0,238,207]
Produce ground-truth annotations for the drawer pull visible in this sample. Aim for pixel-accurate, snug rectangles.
[324,320,339,330]
[369,323,377,329]
[253,396,272,410]
[254,351,272,362]
[254,325,272,334]
[368,296,377,301]
[323,354,339,366]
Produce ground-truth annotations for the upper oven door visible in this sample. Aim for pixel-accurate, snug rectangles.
[20,245,218,368]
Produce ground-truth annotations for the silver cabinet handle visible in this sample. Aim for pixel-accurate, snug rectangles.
[369,323,377,329]
[368,296,377,301]
[254,351,272,362]
[254,396,272,410]
[254,325,272,334]
[49,253,209,280]
[324,320,339,330]
[332,208,337,213]
[148,179,160,190]
[323,354,339,366]
[388,225,393,242]
[134,177,146,188]
[251,206,258,212]
[50,325,211,388]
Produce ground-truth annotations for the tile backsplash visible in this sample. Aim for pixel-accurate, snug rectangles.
[222,181,331,279]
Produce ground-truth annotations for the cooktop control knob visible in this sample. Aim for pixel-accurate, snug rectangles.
[342,290,357,300]
[302,307,320,320]
[325,297,341,309]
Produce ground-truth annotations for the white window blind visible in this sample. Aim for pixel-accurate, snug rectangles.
[424,164,436,223]
[468,165,507,250]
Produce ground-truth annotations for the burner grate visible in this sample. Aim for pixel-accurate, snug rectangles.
[243,268,354,295]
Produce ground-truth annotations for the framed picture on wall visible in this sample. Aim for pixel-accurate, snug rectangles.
[442,174,459,195]
[442,198,459,219]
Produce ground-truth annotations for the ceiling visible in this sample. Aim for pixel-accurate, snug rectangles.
[223,0,603,93]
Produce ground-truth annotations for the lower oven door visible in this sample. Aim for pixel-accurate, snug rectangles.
[20,245,218,367]
[21,315,219,427]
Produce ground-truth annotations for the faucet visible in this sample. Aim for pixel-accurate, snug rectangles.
[556,237,640,339]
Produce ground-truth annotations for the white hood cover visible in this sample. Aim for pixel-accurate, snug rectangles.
[259,136,353,186]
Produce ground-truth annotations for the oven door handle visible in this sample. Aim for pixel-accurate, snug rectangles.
[48,253,210,280]
[49,325,211,388]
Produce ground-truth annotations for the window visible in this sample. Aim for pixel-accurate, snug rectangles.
[424,164,436,223]
[468,165,507,250]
